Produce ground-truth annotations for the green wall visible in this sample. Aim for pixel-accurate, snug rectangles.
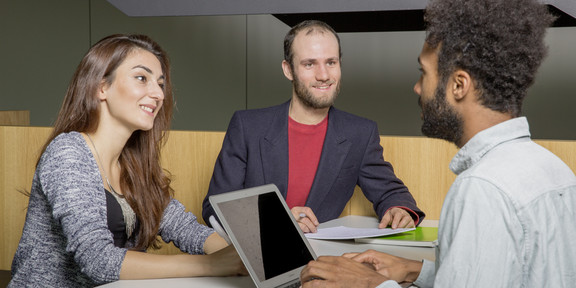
[1,0,575,139]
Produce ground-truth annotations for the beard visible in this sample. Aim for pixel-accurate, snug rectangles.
[419,84,464,145]
[293,74,340,109]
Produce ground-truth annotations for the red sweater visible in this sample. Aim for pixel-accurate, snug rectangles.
[286,115,328,208]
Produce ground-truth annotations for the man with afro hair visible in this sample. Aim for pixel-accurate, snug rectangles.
[300,0,576,287]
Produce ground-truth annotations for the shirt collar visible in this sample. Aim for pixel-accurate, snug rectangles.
[449,117,531,175]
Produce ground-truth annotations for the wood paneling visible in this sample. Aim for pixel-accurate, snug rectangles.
[151,131,225,255]
[2,126,575,266]
[0,126,51,270]
[339,137,458,220]
[340,137,576,220]
[0,111,30,126]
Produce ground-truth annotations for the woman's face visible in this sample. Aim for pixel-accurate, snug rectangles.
[99,48,165,133]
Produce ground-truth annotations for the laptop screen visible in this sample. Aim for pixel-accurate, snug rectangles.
[212,187,315,283]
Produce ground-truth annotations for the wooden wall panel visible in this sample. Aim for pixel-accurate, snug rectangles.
[0,126,51,270]
[537,140,576,172]
[340,137,576,221]
[339,137,458,221]
[2,126,576,264]
[0,111,30,126]
[151,131,225,255]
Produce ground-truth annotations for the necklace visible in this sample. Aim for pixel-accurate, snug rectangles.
[86,133,136,238]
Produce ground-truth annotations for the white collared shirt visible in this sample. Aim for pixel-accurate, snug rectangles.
[386,117,576,288]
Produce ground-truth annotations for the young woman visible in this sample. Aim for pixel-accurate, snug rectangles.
[9,34,245,287]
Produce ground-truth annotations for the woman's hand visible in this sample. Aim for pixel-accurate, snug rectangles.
[205,244,248,277]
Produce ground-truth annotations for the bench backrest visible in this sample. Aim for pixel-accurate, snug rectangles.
[2,126,575,266]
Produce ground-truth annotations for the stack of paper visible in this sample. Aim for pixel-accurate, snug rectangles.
[305,226,415,240]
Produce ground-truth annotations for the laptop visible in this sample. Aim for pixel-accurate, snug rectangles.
[209,184,317,288]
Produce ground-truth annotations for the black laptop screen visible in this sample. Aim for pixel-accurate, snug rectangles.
[217,191,315,281]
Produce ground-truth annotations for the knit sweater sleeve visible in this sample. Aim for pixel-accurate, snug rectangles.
[39,132,126,283]
[158,198,215,255]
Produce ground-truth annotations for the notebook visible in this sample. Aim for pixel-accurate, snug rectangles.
[209,184,317,288]
[354,226,438,247]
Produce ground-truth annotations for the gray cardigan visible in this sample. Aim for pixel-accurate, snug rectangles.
[9,132,214,287]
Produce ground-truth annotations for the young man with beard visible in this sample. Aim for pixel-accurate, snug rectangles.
[202,20,424,232]
[299,0,576,287]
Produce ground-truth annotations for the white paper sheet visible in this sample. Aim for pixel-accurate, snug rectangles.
[305,226,415,240]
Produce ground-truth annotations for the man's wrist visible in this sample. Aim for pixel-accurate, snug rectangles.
[404,259,423,283]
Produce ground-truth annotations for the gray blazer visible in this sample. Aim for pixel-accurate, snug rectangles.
[203,101,425,225]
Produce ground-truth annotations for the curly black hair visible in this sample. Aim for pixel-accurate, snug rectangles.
[424,0,556,116]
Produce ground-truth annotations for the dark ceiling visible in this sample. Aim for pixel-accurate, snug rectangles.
[107,0,576,32]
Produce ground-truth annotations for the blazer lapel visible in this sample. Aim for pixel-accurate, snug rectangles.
[261,101,290,197]
[306,108,351,208]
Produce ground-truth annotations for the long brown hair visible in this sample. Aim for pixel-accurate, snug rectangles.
[41,34,174,250]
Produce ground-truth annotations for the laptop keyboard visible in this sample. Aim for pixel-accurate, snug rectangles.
[283,280,302,288]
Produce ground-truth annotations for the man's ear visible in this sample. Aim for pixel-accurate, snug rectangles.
[281,60,294,81]
[451,69,472,101]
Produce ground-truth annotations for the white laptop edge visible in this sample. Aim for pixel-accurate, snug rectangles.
[209,184,317,288]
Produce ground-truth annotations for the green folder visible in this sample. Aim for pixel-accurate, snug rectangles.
[355,227,438,247]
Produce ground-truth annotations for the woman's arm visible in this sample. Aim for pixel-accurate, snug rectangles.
[203,232,230,254]
[120,239,246,279]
